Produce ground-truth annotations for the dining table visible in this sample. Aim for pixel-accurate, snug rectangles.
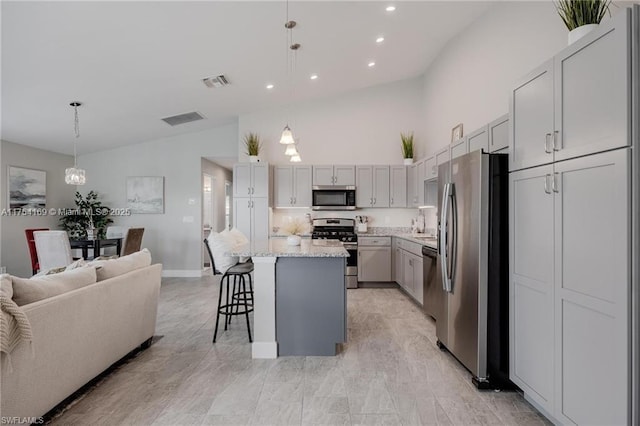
[70,237,122,260]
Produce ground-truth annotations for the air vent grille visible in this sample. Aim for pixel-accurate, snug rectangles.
[161,111,205,127]
[202,75,230,88]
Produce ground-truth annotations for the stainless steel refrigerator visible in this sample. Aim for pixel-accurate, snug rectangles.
[435,149,510,389]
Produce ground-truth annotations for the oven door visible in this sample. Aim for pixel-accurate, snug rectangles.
[344,243,358,289]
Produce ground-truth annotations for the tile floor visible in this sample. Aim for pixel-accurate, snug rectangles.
[50,276,551,425]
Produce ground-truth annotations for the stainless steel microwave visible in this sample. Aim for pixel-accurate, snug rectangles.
[312,186,356,210]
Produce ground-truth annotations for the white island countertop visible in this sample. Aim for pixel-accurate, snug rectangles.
[229,238,349,258]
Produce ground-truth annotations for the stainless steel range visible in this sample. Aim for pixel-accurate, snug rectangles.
[311,218,358,289]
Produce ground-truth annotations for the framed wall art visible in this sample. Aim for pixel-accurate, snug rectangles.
[126,176,164,214]
[8,166,46,212]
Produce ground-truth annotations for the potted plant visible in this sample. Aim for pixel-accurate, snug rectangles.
[244,132,262,163]
[555,0,611,45]
[401,132,414,165]
[59,191,113,240]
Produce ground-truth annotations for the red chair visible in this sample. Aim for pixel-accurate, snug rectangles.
[25,228,49,275]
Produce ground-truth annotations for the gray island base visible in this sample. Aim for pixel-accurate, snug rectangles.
[276,256,346,356]
[230,239,349,358]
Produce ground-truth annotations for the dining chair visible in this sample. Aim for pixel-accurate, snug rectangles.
[25,228,49,275]
[33,231,74,271]
[121,228,144,256]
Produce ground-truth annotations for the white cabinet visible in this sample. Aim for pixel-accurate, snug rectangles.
[233,196,269,242]
[394,238,424,305]
[489,114,509,153]
[424,156,436,180]
[407,163,418,207]
[274,165,312,208]
[356,166,390,208]
[233,162,270,241]
[467,125,489,154]
[435,147,450,181]
[358,237,392,282]
[312,165,355,186]
[233,163,269,198]
[450,138,468,159]
[389,166,407,208]
[510,10,630,172]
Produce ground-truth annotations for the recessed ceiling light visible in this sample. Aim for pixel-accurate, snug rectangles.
[368,62,376,67]
[310,74,318,80]
[266,84,274,90]
[386,6,396,12]
[376,36,385,43]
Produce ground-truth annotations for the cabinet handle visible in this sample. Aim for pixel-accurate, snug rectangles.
[290,197,293,204]
[552,172,559,193]
[252,187,255,194]
[544,174,551,194]
[248,187,251,195]
[373,198,376,205]
[294,197,296,204]
[544,133,552,154]
[248,200,251,208]
[409,259,413,266]
[391,197,394,205]
[553,131,560,152]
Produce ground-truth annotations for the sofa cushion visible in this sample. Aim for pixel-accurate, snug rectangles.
[89,248,152,282]
[1,274,13,299]
[207,233,238,273]
[33,258,87,277]
[11,266,98,306]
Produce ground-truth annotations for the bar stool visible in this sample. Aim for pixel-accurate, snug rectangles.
[203,239,254,343]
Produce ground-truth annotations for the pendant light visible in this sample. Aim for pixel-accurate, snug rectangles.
[279,1,302,161]
[65,102,86,185]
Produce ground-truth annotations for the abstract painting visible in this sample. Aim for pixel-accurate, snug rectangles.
[126,176,164,214]
[9,166,46,211]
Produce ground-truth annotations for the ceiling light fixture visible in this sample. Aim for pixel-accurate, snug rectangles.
[310,74,318,80]
[65,102,86,185]
[284,143,298,156]
[266,84,275,90]
[376,36,385,43]
[279,0,302,162]
[290,154,301,163]
[386,5,396,12]
[368,62,376,67]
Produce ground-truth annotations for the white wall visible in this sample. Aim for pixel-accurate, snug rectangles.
[238,76,426,165]
[78,123,238,276]
[0,140,76,277]
[420,1,631,156]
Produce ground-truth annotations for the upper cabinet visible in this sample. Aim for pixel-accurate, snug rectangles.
[450,138,468,159]
[467,125,489,154]
[233,163,269,198]
[356,166,390,208]
[489,114,509,153]
[424,156,437,181]
[389,166,407,208]
[274,165,312,208]
[313,165,356,186]
[510,10,630,172]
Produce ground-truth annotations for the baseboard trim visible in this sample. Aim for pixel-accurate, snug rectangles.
[161,269,203,278]
[252,342,278,359]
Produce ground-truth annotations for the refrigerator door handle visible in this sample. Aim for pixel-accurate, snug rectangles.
[440,182,452,292]
[448,183,457,293]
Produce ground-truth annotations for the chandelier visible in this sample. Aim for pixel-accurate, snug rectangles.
[65,102,86,185]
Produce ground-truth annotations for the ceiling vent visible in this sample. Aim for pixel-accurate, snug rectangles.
[161,111,205,127]
[202,75,230,88]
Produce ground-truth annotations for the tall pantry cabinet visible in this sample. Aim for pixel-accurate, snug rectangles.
[509,8,637,425]
[233,163,270,242]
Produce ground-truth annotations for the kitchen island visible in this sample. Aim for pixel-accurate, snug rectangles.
[231,238,349,358]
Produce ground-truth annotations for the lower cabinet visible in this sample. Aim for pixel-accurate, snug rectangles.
[358,237,391,282]
[393,238,424,305]
[510,149,630,424]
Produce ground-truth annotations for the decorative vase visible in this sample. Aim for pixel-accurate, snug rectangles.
[287,235,301,246]
[403,158,413,166]
[249,155,259,163]
[568,24,598,45]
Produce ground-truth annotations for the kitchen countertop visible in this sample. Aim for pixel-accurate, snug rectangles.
[357,228,438,249]
[229,238,349,258]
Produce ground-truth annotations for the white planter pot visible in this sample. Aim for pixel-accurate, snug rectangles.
[568,24,598,45]
[249,155,259,163]
[287,235,301,246]
[403,158,413,166]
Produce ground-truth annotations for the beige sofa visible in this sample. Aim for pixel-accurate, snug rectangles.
[1,263,162,419]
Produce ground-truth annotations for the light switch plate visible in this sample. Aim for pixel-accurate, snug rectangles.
[182,216,194,223]
[188,198,196,205]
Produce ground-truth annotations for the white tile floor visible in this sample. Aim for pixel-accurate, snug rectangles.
[50,276,551,425]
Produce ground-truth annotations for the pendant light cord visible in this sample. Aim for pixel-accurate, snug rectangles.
[73,103,80,167]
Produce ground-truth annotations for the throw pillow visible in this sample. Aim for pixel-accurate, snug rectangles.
[227,228,251,263]
[207,233,238,273]
[11,266,98,306]
[88,248,152,281]
[1,274,13,299]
